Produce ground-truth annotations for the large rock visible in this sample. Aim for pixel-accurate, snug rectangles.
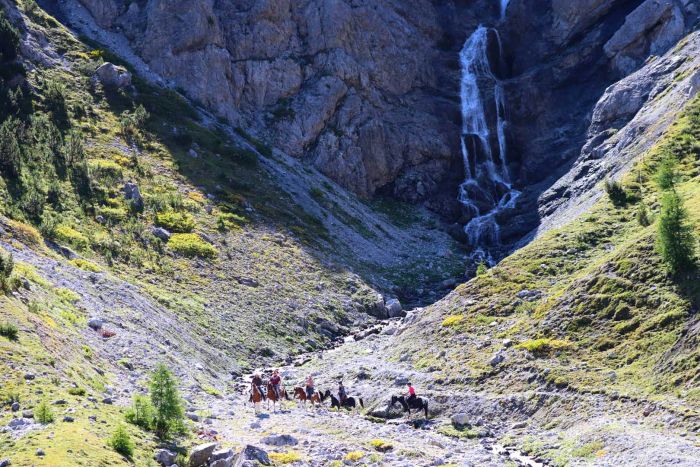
[87,317,103,330]
[232,445,271,466]
[260,434,298,447]
[188,442,217,467]
[154,449,176,466]
[123,182,143,211]
[93,62,132,89]
[384,298,404,318]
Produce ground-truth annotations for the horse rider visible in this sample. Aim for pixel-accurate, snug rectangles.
[406,382,416,405]
[252,371,265,400]
[338,381,347,404]
[270,369,282,399]
[305,374,315,400]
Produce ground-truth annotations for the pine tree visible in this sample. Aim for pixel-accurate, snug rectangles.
[149,363,184,438]
[656,191,696,275]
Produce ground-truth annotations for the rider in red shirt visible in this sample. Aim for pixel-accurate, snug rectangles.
[407,382,416,404]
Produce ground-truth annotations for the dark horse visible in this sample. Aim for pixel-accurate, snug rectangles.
[324,390,364,411]
[391,395,428,418]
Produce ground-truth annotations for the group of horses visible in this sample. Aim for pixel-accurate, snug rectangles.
[248,381,429,418]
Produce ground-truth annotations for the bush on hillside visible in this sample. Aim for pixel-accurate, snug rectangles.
[0,10,20,62]
[655,156,677,191]
[636,203,651,227]
[125,394,154,430]
[0,250,15,293]
[109,424,134,458]
[0,322,18,340]
[149,363,184,439]
[168,233,217,259]
[155,211,195,233]
[0,117,22,177]
[604,178,627,207]
[34,400,54,424]
[656,191,696,275]
[53,225,89,250]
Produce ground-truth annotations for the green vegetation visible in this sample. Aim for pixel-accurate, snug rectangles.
[108,424,134,458]
[67,387,86,396]
[656,191,695,275]
[516,339,572,355]
[655,156,677,190]
[149,363,185,439]
[155,211,195,233]
[168,233,217,258]
[269,450,303,464]
[125,394,155,430]
[0,321,18,340]
[369,439,394,452]
[475,261,488,276]
[34,399,55,424]
[604,178,628,206]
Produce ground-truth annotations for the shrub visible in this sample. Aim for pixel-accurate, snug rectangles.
[89,159,123,182]
[155,211,195,233]
[69,258,102,272]
[516,338,571,355]
[655,157,677,190]
[8,219,42,246]
[269,451,303,464]
[125,394,154,430]
[0,322,18,340]
[636,203,651,227]
[441,315,464,327]
[68,387,86,396]
[216,212,246,231]
[475,261,488,276]
[604,178,627,207]
[109,424,134,458]
[0,250,15,293]
[344,451,365,462]
[656,191,695,275]
[0,117,22,177]
[369,439,394,452]
[34,400,54,423]
[98,206,127,223]
[55,287,80,303]
[168,233,217,259]
[54,225,89,250]
[149,363,184,439]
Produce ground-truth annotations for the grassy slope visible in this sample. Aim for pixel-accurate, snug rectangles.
[400,94,700,409]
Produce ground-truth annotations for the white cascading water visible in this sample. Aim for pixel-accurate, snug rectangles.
[458,25,519,261]
[500,0,510,19]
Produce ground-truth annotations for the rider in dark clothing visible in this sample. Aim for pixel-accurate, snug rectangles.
[252,372,265,401]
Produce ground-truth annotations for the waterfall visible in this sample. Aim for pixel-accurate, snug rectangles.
[500,0,510,19]
[458,26,519,261]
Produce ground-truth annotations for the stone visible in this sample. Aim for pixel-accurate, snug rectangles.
[502,339,513,348]
[0,458,10,467]
[87,317,103,330]
[186,412,200,422]
[210,458,233,467]
[36,449,45,457]
[22,410,33,418]
[102,397,113,404]
[489,352,505,367]
[53,399,67,405]
[123,181,143,211]
[63,416,74,422]
[10,402,19,412]
[152,227,171,241]
[155,449,177,466]
[451,413,470,428]
[210,449,234,462]
[24,373,35,380]
[93,62,132,89]
[511,421,527,429]
[8,418,27,428]
[188,442,217,467]
[188,148,199,158]
[260,434,298,447]
[233,445,270,466]
[384,298,404,318]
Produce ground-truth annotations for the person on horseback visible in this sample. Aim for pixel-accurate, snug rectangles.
[338,381,347,404]
[406,382,416,405]
[252,371,265,401]
[305,374,315,400]
[270,369,282,399]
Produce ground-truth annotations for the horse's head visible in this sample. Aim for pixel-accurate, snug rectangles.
[390,395,399,406]
[293,387,304,398]
[390,395,408,411]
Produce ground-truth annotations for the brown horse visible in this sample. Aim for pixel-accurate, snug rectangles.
[267,381,288,412]
[250,384,265,413]
[293,387,324,408]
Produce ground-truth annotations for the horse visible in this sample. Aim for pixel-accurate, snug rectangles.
[266,381,288,412]
[324,390,363,411]
[250,384,265,414]
[391,395,428,418]
[293,387,324,408]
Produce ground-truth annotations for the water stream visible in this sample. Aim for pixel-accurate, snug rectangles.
[458,25,520,261]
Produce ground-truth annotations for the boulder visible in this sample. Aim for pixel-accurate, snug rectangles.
[210,449,234,462]
[10,402,19,412]
[210,459,233,467]
[451,413,470,428]
[0,458,10,467]
[188,442,217,467]
[123,182,144,211]
[87,318,103,330]
[63,416,74,423]
[260,434,298,447]
[24,373,35,380]
[232,445,270,466]
[384,298,404,318]
[152,227,171,241]
[93,62,132,89]
[36,449,45,457]
[155,449,177,466]
[489,352,505,367]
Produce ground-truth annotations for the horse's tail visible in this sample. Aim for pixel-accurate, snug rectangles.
[423,400,428,418]
[359,398,364,408]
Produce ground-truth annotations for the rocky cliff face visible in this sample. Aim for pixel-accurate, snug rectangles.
[53,0,699,250]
